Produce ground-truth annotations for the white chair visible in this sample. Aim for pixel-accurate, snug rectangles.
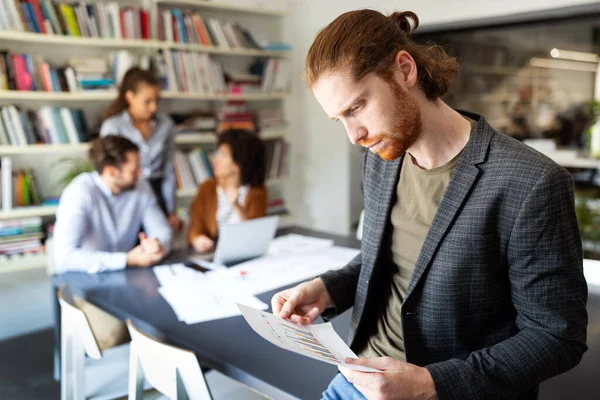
[58,286,152,400]
[126,319,267,400]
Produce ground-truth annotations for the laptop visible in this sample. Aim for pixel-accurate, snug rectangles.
[187,215,280,270]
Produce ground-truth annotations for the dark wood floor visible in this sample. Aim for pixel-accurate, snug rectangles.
[0,289,598,400]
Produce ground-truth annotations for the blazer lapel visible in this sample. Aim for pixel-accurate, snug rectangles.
[404,113,495,300]
[361,156,402,269]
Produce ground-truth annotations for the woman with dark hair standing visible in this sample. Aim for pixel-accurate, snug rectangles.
[188,129,267,253]
[100,67,182,233]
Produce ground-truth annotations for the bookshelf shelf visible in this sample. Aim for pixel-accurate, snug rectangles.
[175,176,288,197]
[0,206,58,219]
[163,42,288,57]
[0,30,160,49]
[162,91,290,100]
[0,90,289,102]
[0,253,47,275]
[0,32,288,57]
[174,126,288,145]
[0,144,90,155]
[0,127,287,154]
[154,0,287,16]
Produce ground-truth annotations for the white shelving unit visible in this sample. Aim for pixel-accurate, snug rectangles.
[0,205,58,219]
[0,252,47,275]
[0,0,290,273]
[0,144,90,155]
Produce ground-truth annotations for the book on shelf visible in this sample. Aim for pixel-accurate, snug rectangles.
[0,216,45,257]
[156,49,227,94]
[157,8,274,52]
[216,100,256,132]
[0,0,151,40]
[266,197,287,216]
[174,148,214,192]
[0,105,90,145]
[171,111,217,135]
[260,59,290,93]
[264,138,288,180]
[0,157,44,211]
[0,49,154,92]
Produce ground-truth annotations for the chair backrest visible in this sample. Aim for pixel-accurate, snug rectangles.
[126,319,212,400]
[57,286,102,360]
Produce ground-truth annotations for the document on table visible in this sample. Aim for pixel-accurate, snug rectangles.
[154,241,360,325]
[267,234,335,256]
[212,246,360,296]
[154,264,268,324]
[238,304,381,373]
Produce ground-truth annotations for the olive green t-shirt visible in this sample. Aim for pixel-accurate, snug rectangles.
[359,118,475,361]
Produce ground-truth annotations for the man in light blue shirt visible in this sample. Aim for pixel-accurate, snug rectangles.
[53,135,172,274]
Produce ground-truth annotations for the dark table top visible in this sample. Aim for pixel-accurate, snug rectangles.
[52,226,361,400]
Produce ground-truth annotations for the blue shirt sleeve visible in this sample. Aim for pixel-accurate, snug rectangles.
[52,179,127,274]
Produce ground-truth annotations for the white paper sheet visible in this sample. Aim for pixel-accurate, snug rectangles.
[267,234,335,256]
[154,264,268,324]
[208,246,360,296]
[154,244,360,325]
[237,304,381,372]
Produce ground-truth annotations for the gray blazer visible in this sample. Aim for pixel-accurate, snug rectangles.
[320,111,588,399]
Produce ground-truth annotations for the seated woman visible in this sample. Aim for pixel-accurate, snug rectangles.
[188,129,267,253]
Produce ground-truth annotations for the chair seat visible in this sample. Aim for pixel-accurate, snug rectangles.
[85,343,153,400]
[204,370,267,400]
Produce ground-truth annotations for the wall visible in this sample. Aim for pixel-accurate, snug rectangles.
[283,0,599,235]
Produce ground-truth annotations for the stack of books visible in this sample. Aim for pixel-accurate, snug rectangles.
[172,111,217,137]
[0,158,44,211]
[228,73,262,94]
[0,105,89,145]
[267,197,287,216]
[174,148,214,192]
[216,101,256,132]
[257,107,285,130]
[0,217,45,257]
[0,0,151,40]
[157,8,265,50]
[68,56,112,90]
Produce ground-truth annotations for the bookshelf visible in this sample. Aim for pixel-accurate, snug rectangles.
[0,0,291,274]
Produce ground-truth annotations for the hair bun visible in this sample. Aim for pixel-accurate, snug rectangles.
[389,11,419,35]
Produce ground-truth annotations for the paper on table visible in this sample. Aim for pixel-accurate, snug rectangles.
[154,264,268,324]
[267,234,335,256]
[212,246,360,296]
[237,304,381,373]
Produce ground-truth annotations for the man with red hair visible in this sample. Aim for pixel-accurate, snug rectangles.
[272,9,587,400]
